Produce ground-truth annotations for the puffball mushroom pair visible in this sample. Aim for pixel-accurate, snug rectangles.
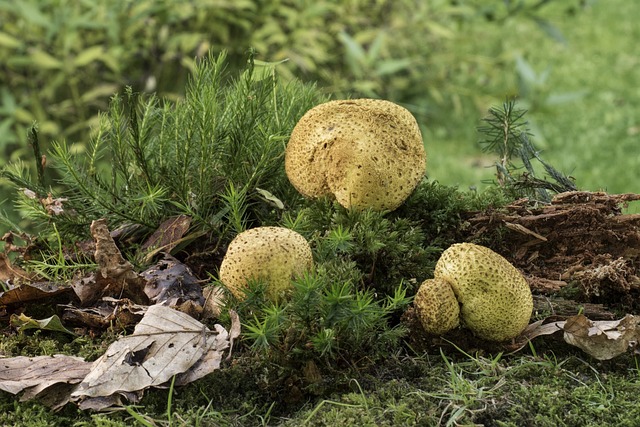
[414,243,534,342]
[220,98,424,301]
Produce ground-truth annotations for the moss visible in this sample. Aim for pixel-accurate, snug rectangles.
[394,181,509,246]
[0,329,117,361]
[2,347,639,426]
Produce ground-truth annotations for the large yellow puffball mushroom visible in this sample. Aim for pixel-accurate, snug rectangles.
[285,99,426,211]
[414,243,533,342]
[219,227,313,301]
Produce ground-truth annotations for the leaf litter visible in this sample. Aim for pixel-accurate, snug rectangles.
[72,304,237,410]
[0,219,236,410]
[2,190,640,410]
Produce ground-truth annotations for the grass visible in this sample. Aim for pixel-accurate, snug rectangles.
[2,343,639,426]
[425,1,640,206]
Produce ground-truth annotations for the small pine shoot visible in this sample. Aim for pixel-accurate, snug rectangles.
[478,99,576,203]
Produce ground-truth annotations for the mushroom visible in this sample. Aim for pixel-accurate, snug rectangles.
[414,277,460,336]
[285,99,426,211]
[414,243,533,342]
[219,226,313,301]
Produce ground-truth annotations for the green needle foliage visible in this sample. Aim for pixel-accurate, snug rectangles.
[236,268,411,371]
[1,52,325,240]
[478,99,576,203]
[284,199,437,296]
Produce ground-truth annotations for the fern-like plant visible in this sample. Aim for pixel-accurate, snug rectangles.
[1,52,325,240]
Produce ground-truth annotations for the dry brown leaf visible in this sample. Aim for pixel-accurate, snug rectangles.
[141,255,204,307]
[77,392,141,411]
[0,252,34,282]
[174,310,240,386]
[563,314,640,360]
[504,319,565,353]
[521,319,566,340]
[174,323,229,386]
[0,281,72,306]
[40,194,68,216]
[23,382,81,411]
[506,314,640,360]
[61,298,147,329]
[0,355,92,409]
[71,219,148,305]
[71,305,231,404]
[227,309,241,360]
[202,285,226,320]
[140,215,192,258]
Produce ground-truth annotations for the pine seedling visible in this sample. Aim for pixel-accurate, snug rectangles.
[310,328,336,357]
[290,271,325,327]
[384,283,413,311]
[243,303,287,353]
[478,99,576,203]
[325,224,355,254]
[25,224,96,281]
[220,182,249,235]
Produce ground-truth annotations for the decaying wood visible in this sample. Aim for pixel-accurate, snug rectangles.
[532,295,615,320]
[467,191,640,312]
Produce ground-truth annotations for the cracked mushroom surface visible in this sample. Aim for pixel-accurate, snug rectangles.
[414,277,460,336]
[219,227,313,301]
[414,243,533,342]
[285,99,426,211]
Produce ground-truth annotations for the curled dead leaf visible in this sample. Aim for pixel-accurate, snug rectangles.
[10,313,76,335]
[140,215,200,263]
[0,280,72,306]
[0,355,91,410]
[141,254,204,308]
[563,314,640,360]
[71,219,148,305]
[71,305,233,408]
[0,253,35,283]
[202,285,226,320]
[41,194,68,216]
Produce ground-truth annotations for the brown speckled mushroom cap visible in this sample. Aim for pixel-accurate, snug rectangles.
[414,277,461,336]
[434,243,533,342]
[219,226,313,301]
[285,99,426,211]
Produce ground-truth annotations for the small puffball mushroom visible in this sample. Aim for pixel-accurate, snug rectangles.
[414,243,533,342]
[219,227,313,301]
[414,277,460,336]
[285,99,426,211]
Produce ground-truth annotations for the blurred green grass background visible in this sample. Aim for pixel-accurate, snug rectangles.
[427,0,640,196]
[1,0,639,232]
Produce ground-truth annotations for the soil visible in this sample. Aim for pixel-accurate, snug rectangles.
[466,191,640,314]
